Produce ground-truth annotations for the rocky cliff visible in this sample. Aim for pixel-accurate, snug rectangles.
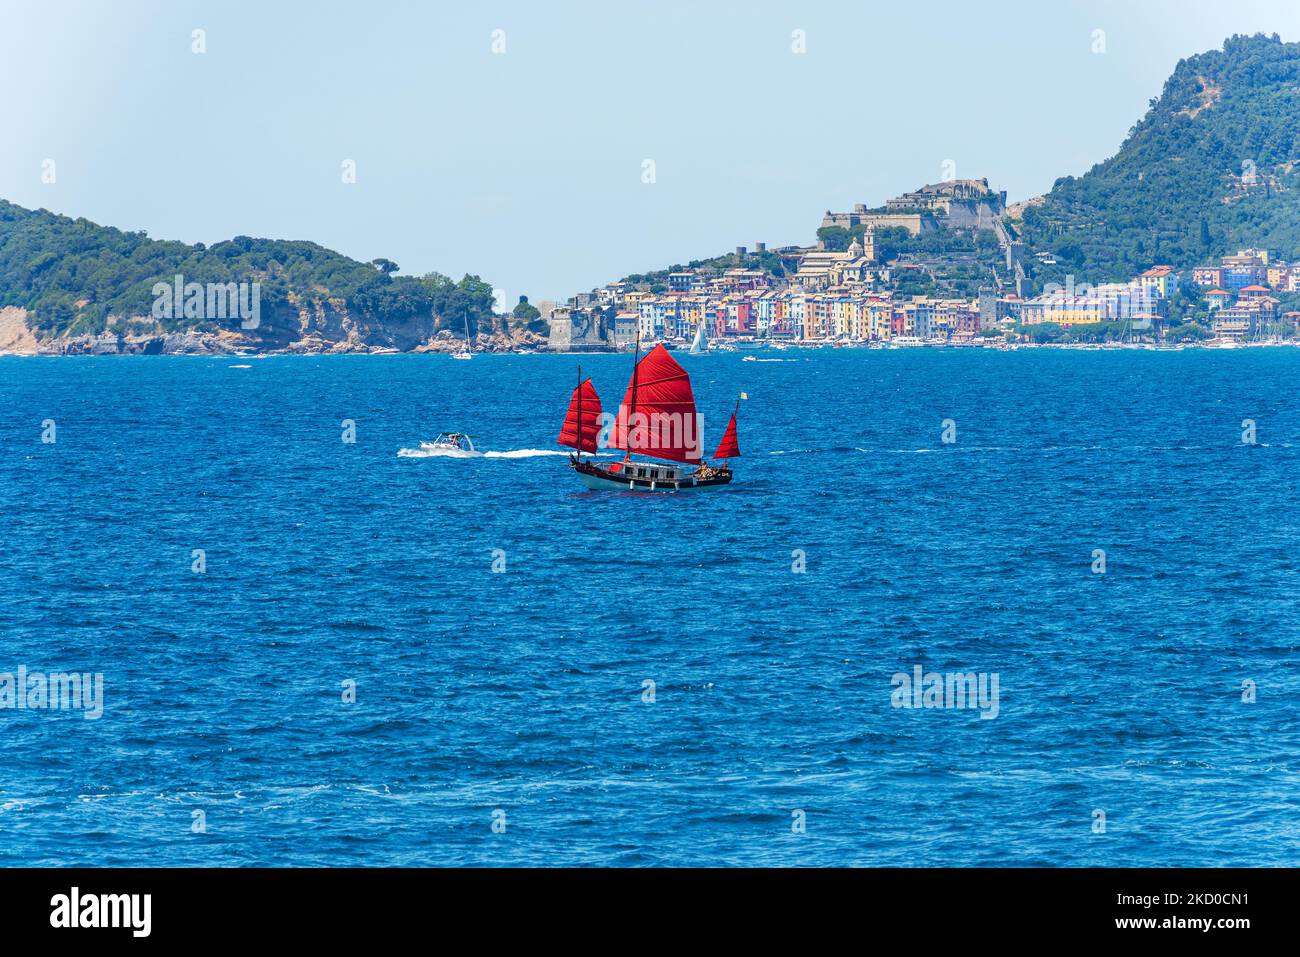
[0,302,547,355]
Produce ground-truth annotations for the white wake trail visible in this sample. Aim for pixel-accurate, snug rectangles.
[397,445,574,459]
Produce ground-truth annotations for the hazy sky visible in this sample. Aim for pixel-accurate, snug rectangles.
[2,0,1298,302]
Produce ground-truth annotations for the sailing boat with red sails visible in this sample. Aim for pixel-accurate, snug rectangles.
[557,337,741,491]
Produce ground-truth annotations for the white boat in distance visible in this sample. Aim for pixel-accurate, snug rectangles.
[452,316,473,359]
[425,432,476,453]
[689,320,708,355]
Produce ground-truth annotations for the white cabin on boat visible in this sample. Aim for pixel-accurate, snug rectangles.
[620,462,686,482]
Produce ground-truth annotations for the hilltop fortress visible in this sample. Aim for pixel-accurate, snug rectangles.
[821,178,1007,235]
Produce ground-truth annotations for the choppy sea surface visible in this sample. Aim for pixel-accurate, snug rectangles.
[1,348,1298,866]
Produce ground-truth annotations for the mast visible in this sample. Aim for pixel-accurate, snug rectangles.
[611,342,700,464]
[575,364,582,463]
[727,397,738,462]
[625,329,640,463]
[726,397,739,460]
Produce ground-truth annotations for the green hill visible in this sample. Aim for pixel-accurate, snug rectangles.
[1019,33,1300,286]
[0,199,501,350]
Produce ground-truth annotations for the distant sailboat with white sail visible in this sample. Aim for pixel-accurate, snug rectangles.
[689,319,708,355]
[452,316,473,360]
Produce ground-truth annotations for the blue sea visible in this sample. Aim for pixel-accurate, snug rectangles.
[2,348,1298,866]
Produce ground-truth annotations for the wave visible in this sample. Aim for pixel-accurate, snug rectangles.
[768,446,1002,456]
[398,446,480,458]
[397,445,574,459]
[483,449,572,459]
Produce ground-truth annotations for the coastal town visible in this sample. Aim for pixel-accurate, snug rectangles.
[545,178,1300,351]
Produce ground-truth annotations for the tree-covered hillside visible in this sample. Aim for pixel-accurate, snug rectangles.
[1020,33,1300,285]
[0,199,497,340]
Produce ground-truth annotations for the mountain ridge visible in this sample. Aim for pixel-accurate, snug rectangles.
[1019,32,1300,285]
[596,33,1300,301]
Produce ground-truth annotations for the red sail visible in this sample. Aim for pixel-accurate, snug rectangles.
[713,413,740,460]
[557,378,602,453]
[612,344,702,463]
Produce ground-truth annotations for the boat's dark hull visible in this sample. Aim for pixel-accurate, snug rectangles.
[570,458,731,492]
